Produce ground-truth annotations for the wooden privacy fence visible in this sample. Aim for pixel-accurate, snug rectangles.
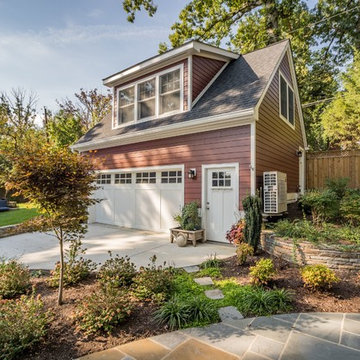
[306,150,360,189]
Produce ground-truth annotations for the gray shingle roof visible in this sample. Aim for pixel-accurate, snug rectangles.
[77,40,288,145]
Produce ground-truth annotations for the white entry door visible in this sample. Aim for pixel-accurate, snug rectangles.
[204,165,239,242]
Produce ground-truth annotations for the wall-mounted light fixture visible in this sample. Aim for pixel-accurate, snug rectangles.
[188,168,197,179]
[295,150,303,157]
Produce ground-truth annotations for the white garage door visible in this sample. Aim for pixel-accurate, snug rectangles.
[93,168,184,232]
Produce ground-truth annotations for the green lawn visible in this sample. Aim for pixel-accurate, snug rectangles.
[0,203,39,227]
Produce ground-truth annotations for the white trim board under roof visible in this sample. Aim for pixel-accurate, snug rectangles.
[103,40,239,88]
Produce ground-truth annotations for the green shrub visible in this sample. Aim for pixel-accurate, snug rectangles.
[75,286,132,336]
[133,256,174,302]
[0,294,51,360]
[196,267,222,278]
[0,259,30,299]
[200,254,221,269]
[325,177,349,199]
[98,252,136,288]
[217,280,292,316]
[300,189,338,223]
[249,258,276,285]
[154,295,218,330]
[48,239,96,287]
[174,201,201,231]
[340,190,360,226]
[301,264,339,291]
[242,194,262,252]
[236,243,254,265]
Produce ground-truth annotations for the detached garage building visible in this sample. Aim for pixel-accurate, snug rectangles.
[72,40,307,242]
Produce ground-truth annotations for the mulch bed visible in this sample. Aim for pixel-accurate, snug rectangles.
[24,252,360,360]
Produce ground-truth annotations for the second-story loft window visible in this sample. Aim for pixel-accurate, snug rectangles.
[159,69,181,115]
[119,86,135,123]
[279,73,295,126]
[138,78,156,119]
[116,65,183,126]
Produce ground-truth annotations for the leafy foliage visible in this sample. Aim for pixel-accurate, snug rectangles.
[301,264,339,290]
[75,286,132,336]
[299,189,339,223]
[5,144,98,305]
[0,259,30,299]
[48,239,96,287]
[243,194,263,252]
[196,267,222,278]
[98,252,137,288]
[226,220,246,245]
[174,201,201,231]
[249,258,276,286]
[154,295,218,330]
[236,243,254,265]
[0,294,51,360]
[321,50,360,149]
[132,256,174,302]
[340,190,360,226]
[325,177,350,199]
[200,253,221,269]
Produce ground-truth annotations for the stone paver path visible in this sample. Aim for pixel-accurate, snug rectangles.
[194,277,214,286]
[79,313,360,360]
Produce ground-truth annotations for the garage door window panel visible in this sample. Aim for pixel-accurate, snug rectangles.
[97,174,112,185]
[161,170,182,184]
[136,172,156,184]
[115,173,132,184]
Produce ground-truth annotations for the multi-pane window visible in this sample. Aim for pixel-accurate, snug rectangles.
[117,66,182,126]
[138,78,156,119]
[118,86,135,124]
[96,174,112,184]
[212,171,231,188]
[136,172,156,184]
[279,74,295,126]
[161,171,182,184]
[114,173,132,184]
[159,69,181,115]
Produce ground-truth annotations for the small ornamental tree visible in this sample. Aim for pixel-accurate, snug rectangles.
[5,144,97,305]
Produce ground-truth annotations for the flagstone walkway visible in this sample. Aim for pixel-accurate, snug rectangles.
[80,312,360,360]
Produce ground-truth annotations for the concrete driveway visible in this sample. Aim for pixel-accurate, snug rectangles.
[0,223,235,270]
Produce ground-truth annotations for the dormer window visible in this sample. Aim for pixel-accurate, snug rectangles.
[117,65,183,126]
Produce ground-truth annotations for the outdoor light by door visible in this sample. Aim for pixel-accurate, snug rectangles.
[295,150,303,157]
[188,168,197,179]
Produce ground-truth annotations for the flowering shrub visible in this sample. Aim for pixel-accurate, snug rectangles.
[75,286,132,336]
[226,220,246,245]
[249,258,276,285]
[236,243,254,265]
[301,264,339,290]
[132,256,174,303]
[0,259,30,298]
[0,294,51,360]
[98,252,137,288]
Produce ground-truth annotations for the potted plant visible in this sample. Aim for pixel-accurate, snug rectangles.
[170,201,206,247]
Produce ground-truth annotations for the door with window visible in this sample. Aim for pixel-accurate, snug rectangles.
[205,166,239,242]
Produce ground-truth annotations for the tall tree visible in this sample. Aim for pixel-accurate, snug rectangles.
[321,51,360,149]
[6,145,97,305]
[58,88,112,131]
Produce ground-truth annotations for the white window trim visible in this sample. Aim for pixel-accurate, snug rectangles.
[278,70,295,130]
[115,64,184,129]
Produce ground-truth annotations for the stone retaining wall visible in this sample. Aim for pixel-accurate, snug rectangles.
[0,224,23,238]
[261,230,360,272]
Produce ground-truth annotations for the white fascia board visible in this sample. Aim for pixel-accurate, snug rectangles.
[103,41,238,87]
[71,108,255,152]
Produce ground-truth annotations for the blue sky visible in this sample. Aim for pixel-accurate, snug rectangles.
[0,0,185,112]
[0,0,318,115]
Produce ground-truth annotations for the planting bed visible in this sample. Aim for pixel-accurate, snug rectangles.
[19,253,360,360]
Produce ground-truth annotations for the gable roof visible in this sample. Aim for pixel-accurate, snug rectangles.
[75,40,289,148]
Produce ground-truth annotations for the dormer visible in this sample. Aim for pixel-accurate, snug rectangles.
[102,41,239,129]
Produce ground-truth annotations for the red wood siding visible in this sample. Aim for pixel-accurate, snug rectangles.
[192,56,225,101]
[256,53,305,193]
[91,126,251,209]
[113,59,188,127]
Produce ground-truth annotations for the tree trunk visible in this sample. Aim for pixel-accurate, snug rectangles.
[58,232,64,306]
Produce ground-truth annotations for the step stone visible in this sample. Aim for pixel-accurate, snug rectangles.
[218,306,244,322]
[183,265,200,273]
[194,277,214,286]
[205,289,224,300]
